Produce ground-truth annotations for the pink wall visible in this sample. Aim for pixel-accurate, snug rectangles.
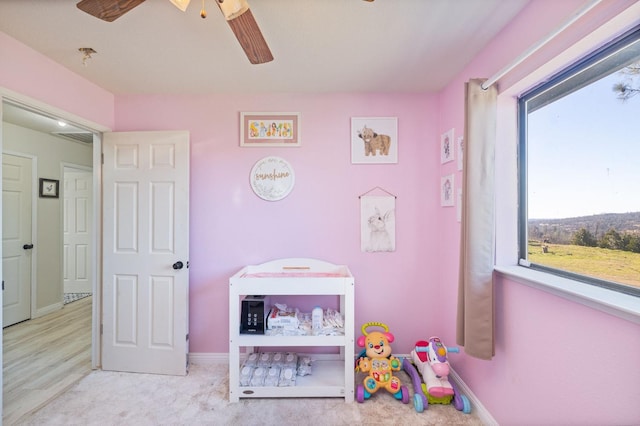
[2,1,640,423]
[435,1,640,424]
[113,93,440,355]
[0,32,114,128]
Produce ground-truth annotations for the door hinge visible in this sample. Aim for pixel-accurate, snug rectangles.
[101,153,104,164]
[2,280,4,291]
[100,324,103,335]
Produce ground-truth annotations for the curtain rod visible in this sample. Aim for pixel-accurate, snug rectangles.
[481,0,603,90]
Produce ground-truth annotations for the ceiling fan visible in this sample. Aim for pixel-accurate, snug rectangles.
[76,0,274,64]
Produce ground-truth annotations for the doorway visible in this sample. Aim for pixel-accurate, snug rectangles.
[1,98,102,420]
[2,153,34,327]
[63,165,93,298]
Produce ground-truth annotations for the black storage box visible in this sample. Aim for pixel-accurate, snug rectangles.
[240,295,269,334]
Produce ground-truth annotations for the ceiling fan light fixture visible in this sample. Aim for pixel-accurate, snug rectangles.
[218,0,249,21]
[78,47,97,66]
[169,0,191,12]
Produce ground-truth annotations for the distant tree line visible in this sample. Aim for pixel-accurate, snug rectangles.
[529,224,571,244]
[571,227,640,253]
[528,212,640,247]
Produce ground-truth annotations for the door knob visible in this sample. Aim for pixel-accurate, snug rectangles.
[172,261,184,270]
[23,244,34,250]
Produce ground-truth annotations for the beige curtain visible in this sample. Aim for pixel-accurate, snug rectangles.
[457,78,497,360]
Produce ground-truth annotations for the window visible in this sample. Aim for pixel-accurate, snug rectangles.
[518,26,640,297]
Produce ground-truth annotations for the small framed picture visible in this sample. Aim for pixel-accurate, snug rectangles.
[39,178,59,198]
[457,136,464,171]
[441,174,454,207]
[240,112,301,147]
[440,128,455,164]
[351,117,398,164]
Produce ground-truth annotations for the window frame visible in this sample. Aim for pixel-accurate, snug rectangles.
[517,25,640,298]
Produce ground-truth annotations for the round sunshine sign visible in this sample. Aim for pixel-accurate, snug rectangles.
[249,156,295,201]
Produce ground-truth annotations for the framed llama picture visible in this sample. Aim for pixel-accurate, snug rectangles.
[351,117,398,164]
[441,128,455,164]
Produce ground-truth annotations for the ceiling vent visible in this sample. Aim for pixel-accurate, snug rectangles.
[53,131,94,144]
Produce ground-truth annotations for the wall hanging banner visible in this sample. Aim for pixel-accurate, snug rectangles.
[360,193,396,252]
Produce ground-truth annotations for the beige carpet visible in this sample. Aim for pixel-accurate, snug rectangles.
[15,362,484,425]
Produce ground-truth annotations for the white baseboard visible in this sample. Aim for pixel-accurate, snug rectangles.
[34,302,63,318]
[449,368,498,426]
[188,352,228,364]
[64,283,92,293]
[189,351,498,426]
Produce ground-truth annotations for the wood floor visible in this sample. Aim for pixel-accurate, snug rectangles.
[3,296,92,424]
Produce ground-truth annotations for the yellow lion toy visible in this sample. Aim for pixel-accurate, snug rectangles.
[356,322,409,403]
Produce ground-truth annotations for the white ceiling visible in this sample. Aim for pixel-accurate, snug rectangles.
[0,0,530,96]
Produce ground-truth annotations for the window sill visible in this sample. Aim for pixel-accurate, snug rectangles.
[494,265,640,325]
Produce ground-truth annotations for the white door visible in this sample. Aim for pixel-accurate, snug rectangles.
[2,154,33,327]
[102,131,189,375]
[63,168,93,294]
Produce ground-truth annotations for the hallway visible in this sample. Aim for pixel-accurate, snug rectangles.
[3,296,92,424]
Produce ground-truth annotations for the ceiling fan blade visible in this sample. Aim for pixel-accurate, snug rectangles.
[76,0,146,22]
[226,9,273,64]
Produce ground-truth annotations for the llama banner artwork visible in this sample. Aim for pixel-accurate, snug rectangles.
[360,195,396,252]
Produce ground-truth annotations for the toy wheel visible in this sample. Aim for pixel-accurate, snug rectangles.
[420,393,428,409]
[461,395,471,414]
[413,393,424,413]
[452,393,464,411]
[356,385,365,403]
[401,385,410,404]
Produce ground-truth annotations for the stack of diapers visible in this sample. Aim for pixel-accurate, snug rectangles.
[239,352,311,387]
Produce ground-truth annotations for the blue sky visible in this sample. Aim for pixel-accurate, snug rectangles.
[527,69,640,219]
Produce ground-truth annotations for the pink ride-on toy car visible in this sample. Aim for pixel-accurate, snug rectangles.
[403,336,471,414]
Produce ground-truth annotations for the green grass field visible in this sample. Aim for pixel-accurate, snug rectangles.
[528,241,640,288]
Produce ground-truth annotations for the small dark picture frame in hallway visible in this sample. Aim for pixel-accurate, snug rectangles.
[39,178,59,198]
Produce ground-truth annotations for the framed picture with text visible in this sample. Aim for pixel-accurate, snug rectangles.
[240,112,301,147]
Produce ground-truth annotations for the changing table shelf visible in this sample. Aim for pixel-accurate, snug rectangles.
[229,258,355,402]
[233,334,347,347]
